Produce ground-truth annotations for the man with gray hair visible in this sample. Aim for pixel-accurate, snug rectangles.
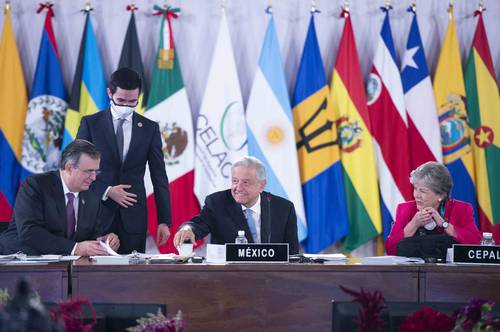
[174,156,299,254]
[0,139,119,256]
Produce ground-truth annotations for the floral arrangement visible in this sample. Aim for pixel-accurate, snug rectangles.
[126,309,184,332]
[340,285,387,332]
[49,297,96,332]
[452,299,500,332]
[399,306,455,331]
[341,286,500,332]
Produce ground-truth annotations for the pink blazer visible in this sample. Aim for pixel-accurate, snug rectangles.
[385,199,482,255]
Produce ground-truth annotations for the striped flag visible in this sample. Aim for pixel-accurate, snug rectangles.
[330,10,381,252]
[0,5,28,221]
[246,14,307,242]
[194,9,247,205]
[62,12,108,149]
[465,10,500,241]
[292,14,348,253]
[433,6,479,225]
[21,4,67,181]
[366,10,412,239]
[144,6,199,254]
[118,8,147,115]
[401,9,442,169]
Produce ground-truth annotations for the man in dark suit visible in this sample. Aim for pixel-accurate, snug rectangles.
[0,140,119,255]
[76,68,171,254]
[174,156,299,254]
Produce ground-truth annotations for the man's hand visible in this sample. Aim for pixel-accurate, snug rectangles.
[96,233,120,251]
[157,224,170,246]
[107,184,137,208]
[173,226,196,248]
[75,241,109,256]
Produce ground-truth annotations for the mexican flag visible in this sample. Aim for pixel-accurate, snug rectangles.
[144,6,199,253]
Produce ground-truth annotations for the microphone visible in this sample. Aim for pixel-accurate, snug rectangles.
[266,192,272,243]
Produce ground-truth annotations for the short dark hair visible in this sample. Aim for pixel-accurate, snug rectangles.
[109,67,142,94]
[60,139,100,170]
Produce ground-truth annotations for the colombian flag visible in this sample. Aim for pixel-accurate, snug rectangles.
[465,11,500,241]
[292,14,349,253]
[62,13,108,149]
[0,6,28,221]
[433,6,479,225]
[330,10,381,252]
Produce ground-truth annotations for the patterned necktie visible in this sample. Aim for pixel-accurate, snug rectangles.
[66,193,76,239]
[116,118,125,161]
[244,208,259,243]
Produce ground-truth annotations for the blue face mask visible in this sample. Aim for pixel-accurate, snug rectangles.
[110,100,135,118]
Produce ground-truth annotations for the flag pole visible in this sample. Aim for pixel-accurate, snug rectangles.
[447,0,454,21]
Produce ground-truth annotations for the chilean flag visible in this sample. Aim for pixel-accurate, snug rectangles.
[366,10,413,239]
[401,10,442,169]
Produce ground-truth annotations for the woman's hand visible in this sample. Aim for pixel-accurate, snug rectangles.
[404,209,433,237]
[422,207,444,227]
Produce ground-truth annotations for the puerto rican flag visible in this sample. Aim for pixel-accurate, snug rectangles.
[401,10,442,168]
[366,10,413,238]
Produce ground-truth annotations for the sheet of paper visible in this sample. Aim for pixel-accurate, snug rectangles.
[99,238,119,256]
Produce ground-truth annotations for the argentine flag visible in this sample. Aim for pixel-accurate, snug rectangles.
[246,15,307,242]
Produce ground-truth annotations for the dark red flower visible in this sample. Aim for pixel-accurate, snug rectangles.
[399,306,454,332]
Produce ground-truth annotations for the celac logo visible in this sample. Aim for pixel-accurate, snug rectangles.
[220,101,247,151]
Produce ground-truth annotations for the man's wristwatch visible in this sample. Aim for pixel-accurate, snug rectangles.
[442,220,449,229]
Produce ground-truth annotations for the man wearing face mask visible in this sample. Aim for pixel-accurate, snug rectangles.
[76,67,172,253]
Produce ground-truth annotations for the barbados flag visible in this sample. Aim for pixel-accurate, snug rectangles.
[21,5,66,180]
[465,10,500,241]
[292,14,348,253]
[433,6,478,225]
[247,14,307,242]
[0,6,28,221]
[62,12,108,149]
[330,10,381,252]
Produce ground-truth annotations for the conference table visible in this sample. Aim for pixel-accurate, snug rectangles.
[70,260,500,331]
[0,262,69,302]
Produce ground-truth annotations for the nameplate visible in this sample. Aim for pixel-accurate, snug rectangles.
[226,243,289,263]
[453,244,500,265]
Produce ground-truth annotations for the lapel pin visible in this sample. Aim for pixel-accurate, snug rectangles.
[81,199,85,205]
[138,122,143,127]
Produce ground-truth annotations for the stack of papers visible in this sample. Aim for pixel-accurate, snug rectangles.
[303,253,347,262]
[360,255,425,265]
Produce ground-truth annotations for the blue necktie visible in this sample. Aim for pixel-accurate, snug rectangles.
[66,193,76,239]
[244,208,259,243]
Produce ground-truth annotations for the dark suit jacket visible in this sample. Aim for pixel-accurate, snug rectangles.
[0,171,106,255]
[386,199,482,255]
[76,109,172,235]
[185,190,299,254]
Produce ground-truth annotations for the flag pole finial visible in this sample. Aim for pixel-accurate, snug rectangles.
[266,1,273,15]
[341,0,349,18]
[221,0,225,13]
[478,0,484,12]
[447,0,454,20]
[84,0,92,13]
[4,0,11,14]
[385,0,391,10]
[411,0,416,12]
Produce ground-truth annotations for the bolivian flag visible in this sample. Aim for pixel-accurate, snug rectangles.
[330,11,382,252]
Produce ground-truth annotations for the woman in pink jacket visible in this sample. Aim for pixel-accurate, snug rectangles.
[386,161,481,256]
